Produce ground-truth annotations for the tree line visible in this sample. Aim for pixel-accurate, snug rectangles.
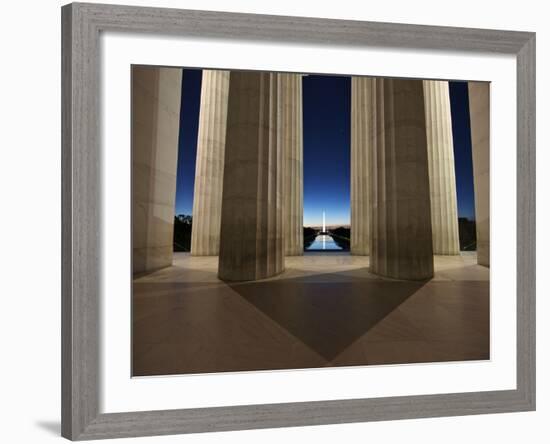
[174,216,475,252]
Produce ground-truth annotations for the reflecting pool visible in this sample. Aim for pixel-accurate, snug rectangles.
[306,234,342,251]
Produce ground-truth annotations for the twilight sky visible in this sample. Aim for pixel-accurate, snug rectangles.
[175,70,476,225]
[449,81,476,220]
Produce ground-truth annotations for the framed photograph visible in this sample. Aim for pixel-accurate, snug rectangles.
[61,2,535,440]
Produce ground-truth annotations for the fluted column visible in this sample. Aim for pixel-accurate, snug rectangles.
[370,78,434,280]
[219,72,284,281]
[350,77,371,255]
[423,80,460,255]
[468,82,490,267]
[191,70,230,256]
[279,74,304,256]
[132,66,182,274]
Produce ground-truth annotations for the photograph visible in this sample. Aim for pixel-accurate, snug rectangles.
[2,0,541,441]
[131,66,490,376]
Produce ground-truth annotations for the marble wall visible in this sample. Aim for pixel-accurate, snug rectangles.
[468,81,490,267]
[218,72,284,281]
[279,73,304,256]
[190,70,230,256]
[423,80,460,255]
[369,78,434,280]
[132,66,182,274]
[350,76,372,255]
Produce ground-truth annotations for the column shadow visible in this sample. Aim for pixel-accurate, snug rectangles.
[228,272,427,361]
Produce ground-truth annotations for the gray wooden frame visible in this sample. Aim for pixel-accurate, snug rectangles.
[61,2,536,440]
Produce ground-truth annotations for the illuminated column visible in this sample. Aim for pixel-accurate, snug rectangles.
[468,82,490,267]
[279,73,304,256]
[219,72,284,281]
[132,66,182,274]
[423,80,460,255]
[370,78,434,280]
[350,76,371,255]
[190,70,230,256]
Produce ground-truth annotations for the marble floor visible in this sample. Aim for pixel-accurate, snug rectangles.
[133,252,489,376]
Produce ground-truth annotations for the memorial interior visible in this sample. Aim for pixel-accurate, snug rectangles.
[132,66,490,376]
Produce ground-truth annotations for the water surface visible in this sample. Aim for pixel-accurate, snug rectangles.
[306,234,342,251]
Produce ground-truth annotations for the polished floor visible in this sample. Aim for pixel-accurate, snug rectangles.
[132,252,489,376]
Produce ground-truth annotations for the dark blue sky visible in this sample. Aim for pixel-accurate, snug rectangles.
[302,75,351,226]
[449,81,476,220]
[174,69,201,216]
[175,71,476,224]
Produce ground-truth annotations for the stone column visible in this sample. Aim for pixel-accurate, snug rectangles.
[350,76,371,255]
[279,73,304,256]
[218,72,284,281]
[468,82,490,267]
[132,66,182,274]
[423,80,460,255]
[369,78,434,280]
[190,70,230,256]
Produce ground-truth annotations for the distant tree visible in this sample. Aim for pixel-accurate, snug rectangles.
[176,214,192,225]
[173,214,193,251]
[303,227,318,250]
[330,226,350,250]
[458,217,477,251]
